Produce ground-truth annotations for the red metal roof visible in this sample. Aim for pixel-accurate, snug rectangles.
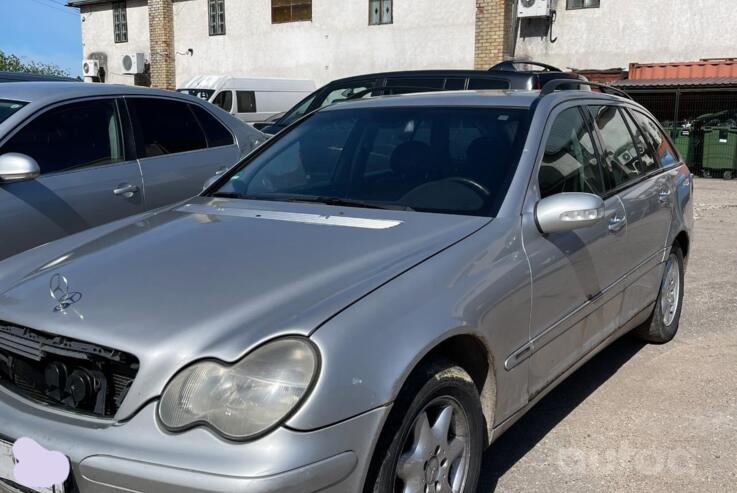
[613,77,737,88]
[629,60,737,80]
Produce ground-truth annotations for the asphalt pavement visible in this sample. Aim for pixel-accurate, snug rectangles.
[479,177,737,492]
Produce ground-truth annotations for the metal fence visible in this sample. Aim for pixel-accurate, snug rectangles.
[625,88,737,179]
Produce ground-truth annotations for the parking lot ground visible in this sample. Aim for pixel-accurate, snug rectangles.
[479,177,737,492]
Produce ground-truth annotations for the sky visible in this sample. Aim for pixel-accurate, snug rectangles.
[0,0,83,76]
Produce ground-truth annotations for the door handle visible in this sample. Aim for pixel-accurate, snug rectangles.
[608,215,627,233]
[113,183,140,198]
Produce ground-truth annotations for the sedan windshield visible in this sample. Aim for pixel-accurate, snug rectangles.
[214,106,530,217]
[0,99,26,125]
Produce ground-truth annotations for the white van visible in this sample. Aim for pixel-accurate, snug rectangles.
[177,75,315,124]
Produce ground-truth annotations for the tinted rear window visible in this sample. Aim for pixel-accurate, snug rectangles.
[191,105,234,148]
[215,106,531,217]
[127,98,207,157]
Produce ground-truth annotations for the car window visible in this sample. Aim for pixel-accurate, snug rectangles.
[0,99,26,125]
[444,78,466,90]
[127,98,207,157]
[0,99,124,174]
[190,105,234,148]
[212,91,233,112]
[215,107,531,217]
[630,109,679,168]
[279,92,318,126]
[468,78,510,90]
[589,105,642,189]
[319,81,378,108]
[236,91,257,113]
[539,107,602,198]
[621,110,659,174]
[384,77,445,95]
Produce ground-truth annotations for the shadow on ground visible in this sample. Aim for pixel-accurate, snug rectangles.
[477,336,647,492]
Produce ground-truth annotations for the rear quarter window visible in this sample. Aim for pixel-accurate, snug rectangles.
[191,105,234,148]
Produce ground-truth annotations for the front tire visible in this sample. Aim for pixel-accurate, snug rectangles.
[634,245,685,343]
[365,361,485,493]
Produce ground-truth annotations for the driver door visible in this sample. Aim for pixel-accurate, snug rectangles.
[0,98,144,260]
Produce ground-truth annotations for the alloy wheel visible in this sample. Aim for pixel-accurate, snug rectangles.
[395,397,471,493]
[660,253,681,327]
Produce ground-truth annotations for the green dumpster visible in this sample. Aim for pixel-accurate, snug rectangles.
[669,126,698,167]
[702,126,737,179]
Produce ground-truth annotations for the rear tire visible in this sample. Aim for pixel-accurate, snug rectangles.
[724,170,733,180]
[634,245,685,344]
[364,361,485,493]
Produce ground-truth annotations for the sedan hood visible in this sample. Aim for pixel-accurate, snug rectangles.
[0,197,488,418]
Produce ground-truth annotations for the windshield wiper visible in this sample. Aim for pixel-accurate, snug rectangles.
[282,196,413,211]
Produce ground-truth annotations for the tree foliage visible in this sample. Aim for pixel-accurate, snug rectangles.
[0,50,71,77]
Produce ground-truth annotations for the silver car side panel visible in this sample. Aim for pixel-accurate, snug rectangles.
[290,218,533,432]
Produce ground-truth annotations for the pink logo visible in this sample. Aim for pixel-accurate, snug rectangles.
[12,437,70,489]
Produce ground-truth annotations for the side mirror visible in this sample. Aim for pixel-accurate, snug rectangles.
[0,153,41,183]
[536,192,605,234]
[202,174,220,192]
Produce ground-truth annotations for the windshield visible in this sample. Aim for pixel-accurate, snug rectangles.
[176,89,215,101]
[214,106,530,217]
[0,99,26,125]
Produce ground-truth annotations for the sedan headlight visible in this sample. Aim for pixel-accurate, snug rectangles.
[158,337,318,440]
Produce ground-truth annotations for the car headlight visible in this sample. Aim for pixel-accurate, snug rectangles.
[158,337,318,440]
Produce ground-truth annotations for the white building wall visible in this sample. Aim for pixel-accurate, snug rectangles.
[172,0,476,87]
[81,0,150,85]
[515,0,737,71]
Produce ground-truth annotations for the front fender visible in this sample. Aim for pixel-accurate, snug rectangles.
[286,218,532,431]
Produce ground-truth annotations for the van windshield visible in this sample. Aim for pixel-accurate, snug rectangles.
[0,99,26,125]
[213,106,531,217]
[176,89,215,101]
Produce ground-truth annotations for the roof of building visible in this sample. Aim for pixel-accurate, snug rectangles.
[66,0,107,7]
[613,77,737,89]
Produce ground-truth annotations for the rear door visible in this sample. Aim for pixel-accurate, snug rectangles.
[589,105,674,322]
[126,97,239,209]
[523,105,628,397]
[0,97,144,260]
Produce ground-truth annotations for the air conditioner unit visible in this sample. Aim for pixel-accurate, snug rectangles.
[82,59,100,78]
[518,0,552,18]
[121,53,145,74]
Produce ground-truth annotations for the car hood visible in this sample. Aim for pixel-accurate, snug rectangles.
[0,197,489,419]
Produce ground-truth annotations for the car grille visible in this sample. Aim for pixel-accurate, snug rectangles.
[0,322,139,418]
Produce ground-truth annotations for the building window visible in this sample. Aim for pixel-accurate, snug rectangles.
[113,1,128,43]
[566,0,600,9]
[209,0,226,36]
[369,0,392,25]
[272,0,312,23]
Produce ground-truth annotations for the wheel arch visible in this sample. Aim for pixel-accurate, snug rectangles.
[401,333,497,446]
[673,230,690,259]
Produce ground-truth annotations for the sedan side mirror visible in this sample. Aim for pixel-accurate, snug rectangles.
[536,192,605,234]
[0,153,41,183]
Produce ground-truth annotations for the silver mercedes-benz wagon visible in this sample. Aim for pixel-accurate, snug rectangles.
[0,82,692,493]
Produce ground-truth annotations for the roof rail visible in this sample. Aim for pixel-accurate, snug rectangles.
[540,79,633,100]
[490,60,563,73]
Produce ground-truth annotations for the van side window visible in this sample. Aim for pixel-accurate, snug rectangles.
[539,107,602,198]
[589,105,642,189]
[212,91,233,112]
[191,105,234,148]
[127,98,207,157]
[630,110,679,168]
[0,99,124,174]
[620,110,659,174]
[236,91,257,113]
